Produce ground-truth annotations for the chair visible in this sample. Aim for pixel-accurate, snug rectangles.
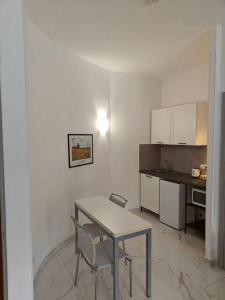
[72,219,133,300]
[109,193,128,208]
[109,193,128,252]
[82,193,128,252]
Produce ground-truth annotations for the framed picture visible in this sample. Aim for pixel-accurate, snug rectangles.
[68,134,93,168]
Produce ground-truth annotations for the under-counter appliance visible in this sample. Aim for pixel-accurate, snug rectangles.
[140,173,160,214]
[160,180,186,230]
[192,188,206,208]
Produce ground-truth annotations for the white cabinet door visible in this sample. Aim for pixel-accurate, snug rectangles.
[160,180,185,230]
[141,174,159,214]
[151,108,172,145]
[173,103,196,145]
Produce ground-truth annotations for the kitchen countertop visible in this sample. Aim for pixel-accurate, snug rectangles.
[140,169,206,190]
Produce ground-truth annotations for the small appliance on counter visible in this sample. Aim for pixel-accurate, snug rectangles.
[192,168,200,178]
[199,164,207,181]
[191,164,207,180]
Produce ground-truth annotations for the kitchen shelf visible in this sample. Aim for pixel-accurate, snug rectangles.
[186,202,205,210]
[184,185,206,236]
[186,220,205,237]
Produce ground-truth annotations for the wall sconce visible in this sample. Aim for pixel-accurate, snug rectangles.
[96,111,109,135]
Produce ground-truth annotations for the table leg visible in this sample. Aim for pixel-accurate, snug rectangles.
[113,238,119,300]
[75,205,79,254]
[146,229,152,298]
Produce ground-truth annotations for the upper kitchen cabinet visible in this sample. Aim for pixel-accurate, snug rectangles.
[173,104,196,145]
[151,107,172,145]
[151,102,208,146]
[173,102,208,146]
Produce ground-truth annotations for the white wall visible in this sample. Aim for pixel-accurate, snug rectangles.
[26,20,111,273]
[161,65,209,107]
[110,73,161,209]
[26,20,162,274]
[0,1,34,299]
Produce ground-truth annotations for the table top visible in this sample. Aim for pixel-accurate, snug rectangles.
[74,196,152,238]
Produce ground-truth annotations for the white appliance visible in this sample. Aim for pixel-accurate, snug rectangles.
[140,173,160,214]
[192,188,206,208]
[160,180,186,230]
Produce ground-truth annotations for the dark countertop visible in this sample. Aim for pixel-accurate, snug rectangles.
[140,169,206,190]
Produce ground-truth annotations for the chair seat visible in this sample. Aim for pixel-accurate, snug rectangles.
[83,223,106,239]
[95,240,129,269]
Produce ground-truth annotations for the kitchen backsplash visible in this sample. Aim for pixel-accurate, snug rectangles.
[161,145,207,174]
[139,144,207,175]
[139,144,161,171]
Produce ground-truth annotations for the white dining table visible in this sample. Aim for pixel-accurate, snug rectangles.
[74,196,152,300]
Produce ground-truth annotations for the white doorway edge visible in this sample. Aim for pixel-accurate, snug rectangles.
[0,0,34,299]
[206,24,223,262]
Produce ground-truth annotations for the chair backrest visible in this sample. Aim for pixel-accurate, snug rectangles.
[109,193,128,208]
[70,216,96,266]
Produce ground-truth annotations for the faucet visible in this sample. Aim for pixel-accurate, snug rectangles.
[160,159,170,172]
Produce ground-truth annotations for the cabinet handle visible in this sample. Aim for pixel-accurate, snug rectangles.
[145,175,152,178]
[178,142,187,145]
[156,142,164,144]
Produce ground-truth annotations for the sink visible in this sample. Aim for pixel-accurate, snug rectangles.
[150,169,160,173]
[166,170,179,175]
[151,169,179,175]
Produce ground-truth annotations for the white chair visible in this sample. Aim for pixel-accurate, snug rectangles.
[83,193,128,251]
[72,219,133,300]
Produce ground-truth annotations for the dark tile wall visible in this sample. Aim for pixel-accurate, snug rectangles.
[160,146,207,174]
[139,144,161,171]
[139,144,207,175]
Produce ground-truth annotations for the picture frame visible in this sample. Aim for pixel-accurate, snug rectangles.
[68,134,93,168]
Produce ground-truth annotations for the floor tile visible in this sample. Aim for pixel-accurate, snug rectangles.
[34,210,225,300]
[205,277,225,300]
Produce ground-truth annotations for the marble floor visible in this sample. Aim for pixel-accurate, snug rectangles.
[34,210,225,300]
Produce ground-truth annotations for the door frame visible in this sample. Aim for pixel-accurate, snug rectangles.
[0,0,34,299]
[206,24,224,262]
[0,90,7,300]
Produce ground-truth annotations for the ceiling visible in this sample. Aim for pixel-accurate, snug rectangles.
[25,0,225,78]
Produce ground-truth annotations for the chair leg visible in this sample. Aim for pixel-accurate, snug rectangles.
[128,258,132,297]
[122,240,126,252]
[95,269,98,300]
[74,252,80,286]
[123,241,127,266]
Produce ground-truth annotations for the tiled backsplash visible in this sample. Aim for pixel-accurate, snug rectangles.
[139,144,207,175]
[160,145,207,174]
[139,144,161,171]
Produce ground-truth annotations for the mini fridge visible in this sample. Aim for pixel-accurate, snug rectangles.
[160,180,186,230]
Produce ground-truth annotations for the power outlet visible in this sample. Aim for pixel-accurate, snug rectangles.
[197,211,205,220]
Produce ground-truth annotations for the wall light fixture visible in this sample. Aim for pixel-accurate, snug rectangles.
[96,111,109,135]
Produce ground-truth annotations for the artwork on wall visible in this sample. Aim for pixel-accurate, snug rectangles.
[68,134,93,168]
